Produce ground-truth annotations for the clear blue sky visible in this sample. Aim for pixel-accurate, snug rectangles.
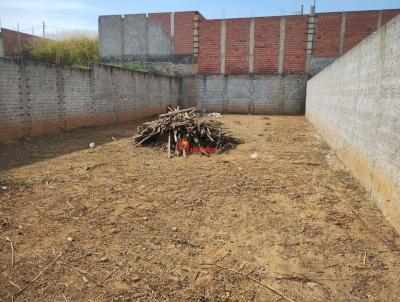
[1,0,399,35]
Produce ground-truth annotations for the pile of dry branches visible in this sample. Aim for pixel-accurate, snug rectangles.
[134,107,240,157]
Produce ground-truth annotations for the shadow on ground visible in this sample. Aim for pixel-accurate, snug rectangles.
[0,119,150,172]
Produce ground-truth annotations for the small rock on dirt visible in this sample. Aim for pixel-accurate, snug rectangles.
[306,282,318,289]
[100,256,108,262]
[132,275,141,283]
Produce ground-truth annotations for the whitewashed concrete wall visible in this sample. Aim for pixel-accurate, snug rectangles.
[306,16,400,232]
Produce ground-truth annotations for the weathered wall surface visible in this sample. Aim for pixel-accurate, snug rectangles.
[191,74,307,114]
[99,12,197,66]
[0,58,179,142]
[306,16,400,232]
[0,35,3,57]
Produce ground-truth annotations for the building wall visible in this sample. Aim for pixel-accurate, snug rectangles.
[197,19,221,74]
[1,28,40,58]
[98,9,399,76]
[0,58,179,142]
[253,17,280,74]
[191,74,307,115]
[225,19,250,75]
[0,36,3,57]
[306,16,400,232]
[99,13,196,65]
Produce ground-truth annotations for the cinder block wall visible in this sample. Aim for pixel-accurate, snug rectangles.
[306,16,400,232]
[193,75,307,114]
[0,58,179,142]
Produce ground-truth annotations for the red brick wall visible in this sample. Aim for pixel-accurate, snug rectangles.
[225,19,250,74]
[314,13,341,57]
[198,20,221,74]
[382,10,400,25]
[344,11,379,53]
[2,28,40,57]
[174,12,195,55]
[195,9,399,75]
[254,17,280,74]
[284,15,308,74]
[148,13,171,37]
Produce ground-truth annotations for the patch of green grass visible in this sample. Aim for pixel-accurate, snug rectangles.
[118,63,159,74]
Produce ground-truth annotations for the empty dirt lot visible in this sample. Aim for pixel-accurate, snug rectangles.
[1,115,400,302]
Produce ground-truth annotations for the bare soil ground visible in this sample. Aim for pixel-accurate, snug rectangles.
[1,115,400,302]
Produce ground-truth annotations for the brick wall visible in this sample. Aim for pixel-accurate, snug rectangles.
[254,17,280,74]
[149,13,171,37]
[1,28,40,58]
[0,58,179,142]
[195,9,399,75]
[314,13,341,57]
[174,12,195,55]
[344,11,378,53]
[225,19,250,74]
[99,9,399,75]
[283,15,308,74]
[382,10,400,24]
[198,20,221,74]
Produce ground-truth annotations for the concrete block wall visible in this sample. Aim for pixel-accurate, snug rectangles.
[0,35,4,57]
[0,58,179,142]
[0,58,23,141]
[306,16,400,232]
[193,74,307,114]
[99,12,197,65]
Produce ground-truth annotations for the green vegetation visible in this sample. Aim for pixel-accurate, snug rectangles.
[117,63,160,74]
[25,35,99,68]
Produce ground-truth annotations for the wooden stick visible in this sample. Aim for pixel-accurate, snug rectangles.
[99,267,119,286]
[4,237,15,267]
[0,240,7,252]
[8,281,21,291]
[167,132,171,158]
[14,253,63,298]
[159,107,196,118]
[13,241,72,298]
[57,260,100,286]
[202,263,295,302]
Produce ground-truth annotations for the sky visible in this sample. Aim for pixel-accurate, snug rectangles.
[0,0,399,36]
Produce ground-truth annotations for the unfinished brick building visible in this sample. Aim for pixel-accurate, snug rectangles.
[98,8,400,114]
